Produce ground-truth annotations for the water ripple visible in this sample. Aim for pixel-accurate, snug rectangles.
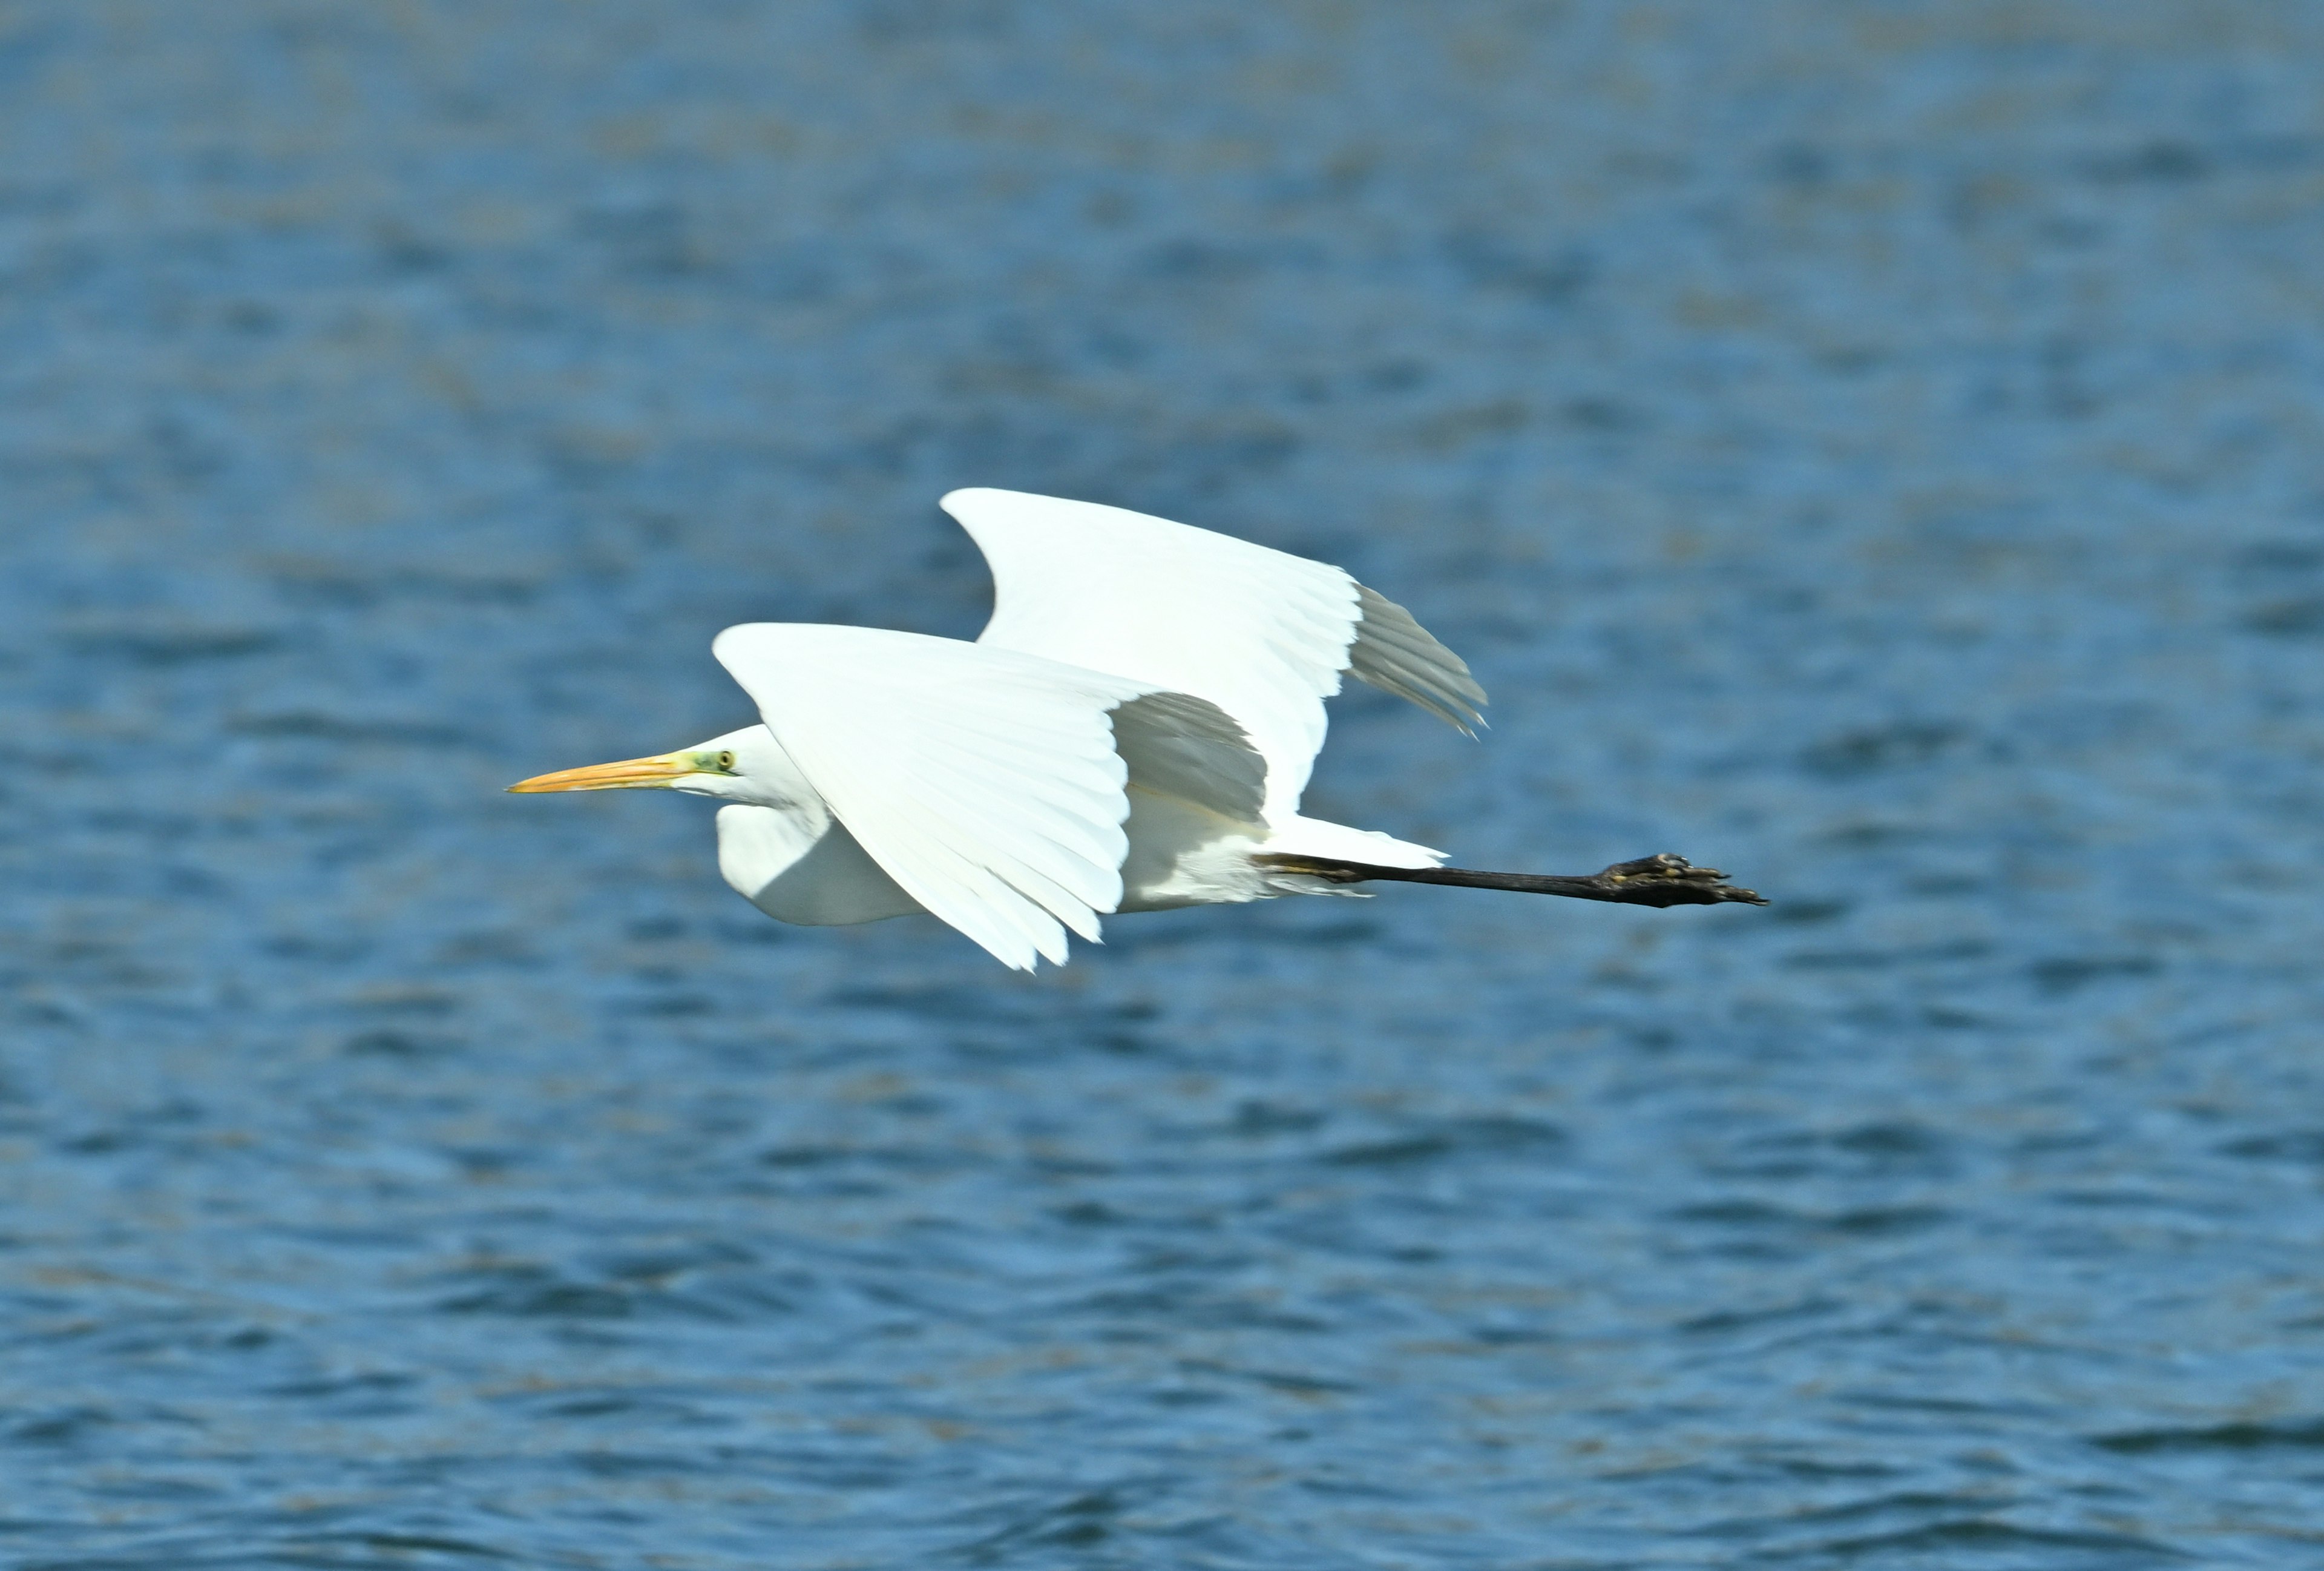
[5,2,2324,1567]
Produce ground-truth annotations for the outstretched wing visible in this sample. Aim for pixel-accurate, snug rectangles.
[942,488,1486,822]
[711,623,1255,970]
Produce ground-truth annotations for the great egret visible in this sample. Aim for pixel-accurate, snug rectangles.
[510,489,1764,969]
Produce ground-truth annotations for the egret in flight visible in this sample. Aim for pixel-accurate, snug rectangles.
[510,490,1763,969]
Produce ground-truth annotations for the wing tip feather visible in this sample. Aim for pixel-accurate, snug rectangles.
[1349,584,1490,733]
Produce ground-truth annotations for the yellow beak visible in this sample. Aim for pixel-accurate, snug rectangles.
[507,753,696,792]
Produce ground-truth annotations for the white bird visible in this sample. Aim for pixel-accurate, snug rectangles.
[510,489,1762,970]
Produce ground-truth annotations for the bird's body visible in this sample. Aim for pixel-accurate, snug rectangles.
[697,716,1413,929]
[511,489,1761,969]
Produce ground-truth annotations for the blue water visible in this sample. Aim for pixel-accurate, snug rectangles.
[5,4,2324,1566]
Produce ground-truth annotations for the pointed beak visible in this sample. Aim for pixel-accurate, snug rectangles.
[507,753,697,793]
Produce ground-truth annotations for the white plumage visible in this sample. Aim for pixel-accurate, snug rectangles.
[510,489,1489,970]
[950,488,1483,817]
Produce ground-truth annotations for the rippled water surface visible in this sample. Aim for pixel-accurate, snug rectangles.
[6,3,2324,1566]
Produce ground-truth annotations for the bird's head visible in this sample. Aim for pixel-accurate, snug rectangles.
[507,726,809,807]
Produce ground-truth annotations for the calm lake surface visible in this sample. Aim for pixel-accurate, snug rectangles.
[5,4,2323,1566]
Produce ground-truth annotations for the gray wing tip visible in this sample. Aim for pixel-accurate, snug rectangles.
[1350,584,1489,734]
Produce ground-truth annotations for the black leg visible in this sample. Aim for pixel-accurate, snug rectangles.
[1253,851,1768,907]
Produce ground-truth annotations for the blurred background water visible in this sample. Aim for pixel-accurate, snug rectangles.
[3,2,2322,1566]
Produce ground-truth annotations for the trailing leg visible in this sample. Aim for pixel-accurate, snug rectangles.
[1252,851,1767,908]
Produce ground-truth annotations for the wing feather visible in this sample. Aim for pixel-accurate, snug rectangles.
[943,488,1486,820]
[1348,586,1489,734]
[1110,691,1268,823]
[713,623,1157,969]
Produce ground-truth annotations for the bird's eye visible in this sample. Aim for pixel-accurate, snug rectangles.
[715,751,737,771]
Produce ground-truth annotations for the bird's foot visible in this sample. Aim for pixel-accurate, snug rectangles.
[1590,854,1767,907]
